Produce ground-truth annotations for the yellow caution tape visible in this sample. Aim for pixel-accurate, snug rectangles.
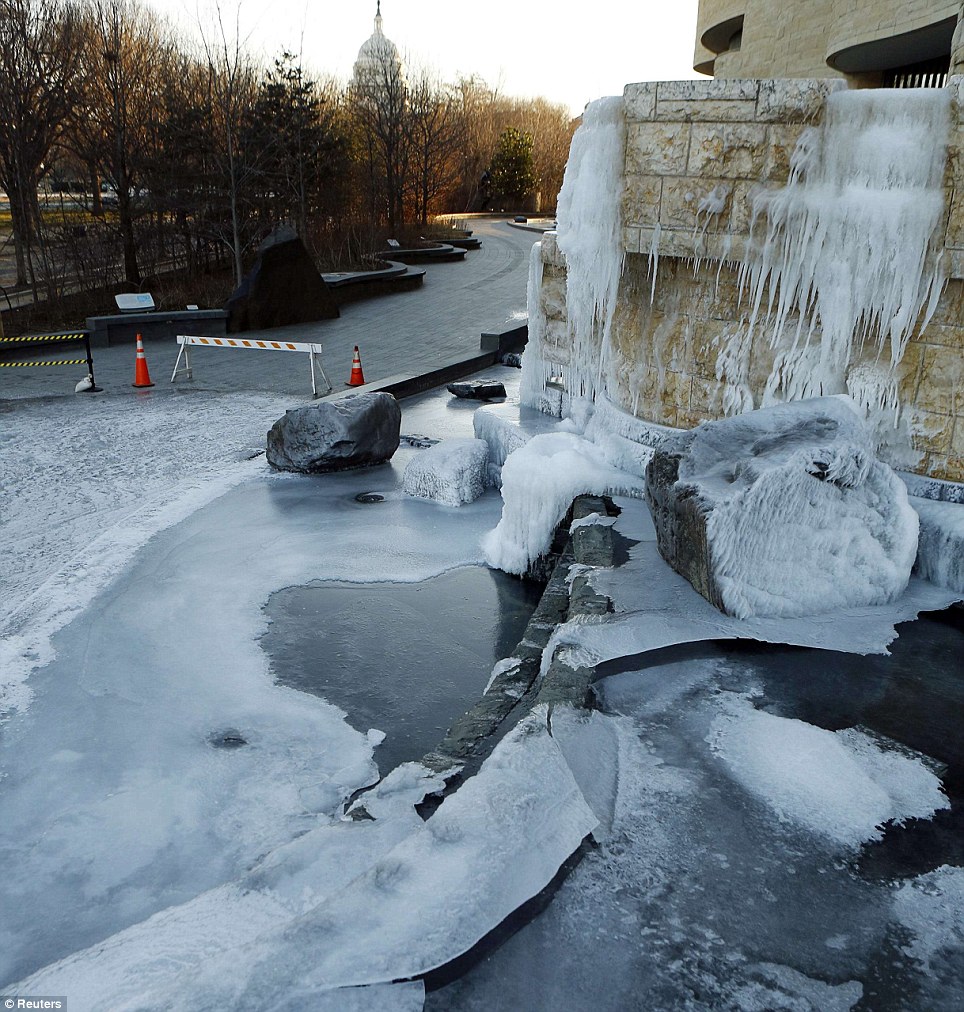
[0,359,87,367]
[0,332,87,344]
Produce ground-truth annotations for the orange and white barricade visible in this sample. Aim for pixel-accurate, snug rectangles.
[171,335,332,397]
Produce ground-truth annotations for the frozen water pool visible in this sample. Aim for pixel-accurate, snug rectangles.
[0,369,544,988]
[262,566,542,774]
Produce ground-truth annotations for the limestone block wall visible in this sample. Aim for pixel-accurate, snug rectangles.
[538,78,964,483]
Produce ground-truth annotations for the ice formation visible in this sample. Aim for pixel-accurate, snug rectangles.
[481,431,646,576]
[912,496,964,592]
[707,695,949,849]
[401,437,488,506]
[722,88,950,437]
[544,494,959,676]
[519,241,551,409]
[650,397,920,618]
[554,95,626,401]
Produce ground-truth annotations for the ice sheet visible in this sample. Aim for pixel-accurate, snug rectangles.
[1,439,508,984]
[128,709,598,1007]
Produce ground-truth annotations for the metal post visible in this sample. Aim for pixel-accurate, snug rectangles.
[82,332,102,392]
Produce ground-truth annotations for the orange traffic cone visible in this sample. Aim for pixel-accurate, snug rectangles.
[347,345,365,386]
[132,333,154,388]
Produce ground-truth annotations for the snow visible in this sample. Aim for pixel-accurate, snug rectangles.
[706,694,948,849]
[722,88,950,454]
[481,431,646,575]
[665,397,920,618]
[912,495,964,592]
[402,437,488,506]
[554,95,626,401]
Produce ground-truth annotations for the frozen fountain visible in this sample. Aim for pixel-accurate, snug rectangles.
[528,78,964,488]
[495,79,964,611]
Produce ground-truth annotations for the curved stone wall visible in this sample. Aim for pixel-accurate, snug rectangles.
[696,0,957,79]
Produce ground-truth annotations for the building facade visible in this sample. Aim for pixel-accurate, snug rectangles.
[695,0,960,86]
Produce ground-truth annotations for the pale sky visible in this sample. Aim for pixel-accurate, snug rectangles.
[145,0,704,115]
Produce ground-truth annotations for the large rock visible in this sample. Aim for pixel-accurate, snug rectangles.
[645,398,919,619]
[267,392,401,473]
[225,226,339,333]
[402,438,489,506]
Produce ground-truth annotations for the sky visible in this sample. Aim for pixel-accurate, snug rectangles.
[144,0,703,115]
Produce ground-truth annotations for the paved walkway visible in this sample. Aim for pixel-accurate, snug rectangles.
[0,218,538,403]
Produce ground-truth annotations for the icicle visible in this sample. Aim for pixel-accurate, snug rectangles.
[519,241,553,409]
[648,222,661,305]
[723,88,950,432]
[555,95,627,402]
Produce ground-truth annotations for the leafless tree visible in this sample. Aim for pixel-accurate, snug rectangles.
[405,70,463,224]
[0,0,85,293]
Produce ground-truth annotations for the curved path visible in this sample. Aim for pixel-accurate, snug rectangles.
[0,218,538,401]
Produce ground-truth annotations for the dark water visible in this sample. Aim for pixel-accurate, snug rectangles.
[261,567,543,774]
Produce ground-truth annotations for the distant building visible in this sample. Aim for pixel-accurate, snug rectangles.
[695,0,958,87]
[352,1,405,97]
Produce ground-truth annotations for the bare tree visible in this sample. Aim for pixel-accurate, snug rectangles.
[194,2,264,285]
[405,70,462,224]
[0,0,84,292]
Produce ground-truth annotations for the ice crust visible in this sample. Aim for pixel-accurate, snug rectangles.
[721,88,950,443]
[554,95,626,401]
[481,431,645,575]
[402,437,488,506]
[706,695,949,849]
[664,397,920,617]
[893,865,964,976]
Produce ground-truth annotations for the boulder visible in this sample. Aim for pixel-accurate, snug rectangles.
[645,398,919,619]
[446,380,507,400]
[403,438,489,506]
[267,392,401,473]
[226,226,339,333]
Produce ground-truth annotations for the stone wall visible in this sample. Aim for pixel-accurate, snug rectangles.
[537,78,964,483]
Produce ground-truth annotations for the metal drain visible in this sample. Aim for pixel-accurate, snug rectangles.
[355,492,385,504]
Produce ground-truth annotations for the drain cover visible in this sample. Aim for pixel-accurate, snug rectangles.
[209,729,248,749]
[355,492,385,504]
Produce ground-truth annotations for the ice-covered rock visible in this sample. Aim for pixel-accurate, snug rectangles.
[646,397,919,618]
[912,497,964,593]
[483,431,646,576]
[266,392,401,473]
[402,438,488,506]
